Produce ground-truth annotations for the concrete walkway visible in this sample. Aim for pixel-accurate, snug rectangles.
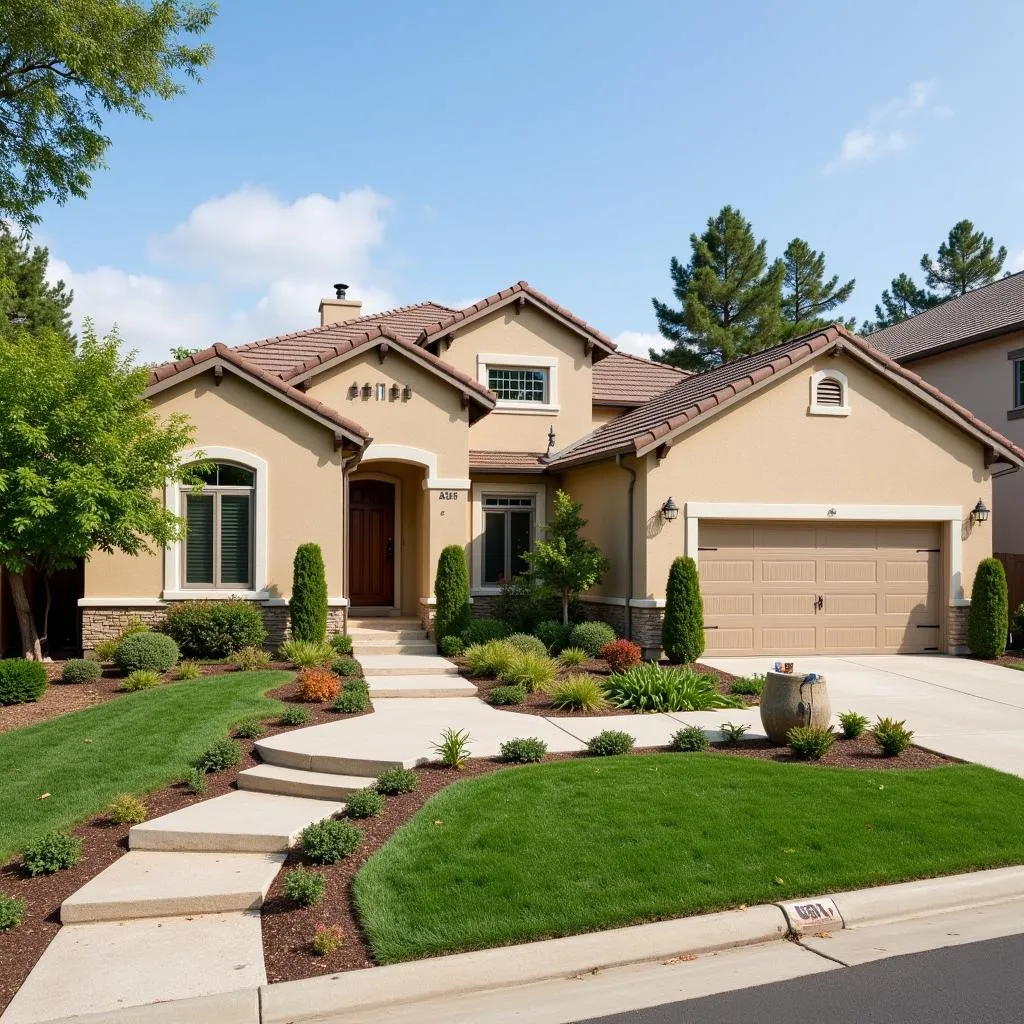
[703,654,1024,777]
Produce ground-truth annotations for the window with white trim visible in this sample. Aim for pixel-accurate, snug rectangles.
[487,366,549,403]
[482,495,535,585]
[808,369,850,416]
[1014,359,1024,409]
[181,462,254,588]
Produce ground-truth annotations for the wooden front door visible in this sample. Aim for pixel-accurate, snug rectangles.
[349,479,396,607]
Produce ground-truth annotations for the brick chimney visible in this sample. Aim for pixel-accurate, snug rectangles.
[319,283,363,326]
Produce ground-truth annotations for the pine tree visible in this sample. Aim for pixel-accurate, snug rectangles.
[920,219,1007,297]
[861,273,939,333]
[652,206,785,370]
[780,238,855,338]
[0,225,73,342]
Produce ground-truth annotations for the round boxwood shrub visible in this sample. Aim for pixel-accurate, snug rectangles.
[434,544,471,651]
[161,600,268,659]
[487,683,527,706]
[662,556,705,664]
[21,832,82,875]
[284,866,326,907]
[568,620,616,657]
[114,632,179,674]
[332,682,370,714]
[300,818,362,863]
[0,659,49,705]
[586,729,635,756]
[290,543,328,644]
[0,892,26,932]
[505,633,548,657]
[461,618,511,646]
[669,724,710,752]
[193,737,243,774]
[331,656,362,678]
[438,634,465,658]
[533,619,570,654]
[498,736,548,763]
[375,767,418,795]
[345,787,385,819]
[329,633,353,656]
[61,658,102,685]
[967,557,1009,659]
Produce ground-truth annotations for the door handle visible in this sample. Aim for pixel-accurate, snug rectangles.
[386,537,394,560]
[815,595,824,612]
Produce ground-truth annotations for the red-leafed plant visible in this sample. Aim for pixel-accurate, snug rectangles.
[295,668,341,703]
[600,638,642,674]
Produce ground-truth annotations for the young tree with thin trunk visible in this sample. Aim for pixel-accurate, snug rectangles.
[780,238,855,338]
[920,219,1007,298]
[0,322,198,658]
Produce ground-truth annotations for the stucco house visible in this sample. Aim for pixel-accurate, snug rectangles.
[79,281,1024,658]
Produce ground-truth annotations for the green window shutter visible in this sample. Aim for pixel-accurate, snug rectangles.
[219,495,251,585]
[185,495,214,584]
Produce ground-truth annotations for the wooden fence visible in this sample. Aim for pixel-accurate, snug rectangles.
[996,553,1024,616]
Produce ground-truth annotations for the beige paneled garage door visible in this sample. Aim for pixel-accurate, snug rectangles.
[699,522,941,656]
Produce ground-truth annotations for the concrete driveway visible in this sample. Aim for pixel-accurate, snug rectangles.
[701,655,1024,777]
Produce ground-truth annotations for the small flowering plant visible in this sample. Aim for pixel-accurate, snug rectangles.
[310,922,344,956]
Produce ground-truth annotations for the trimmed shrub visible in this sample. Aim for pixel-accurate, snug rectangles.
[61,658,101,685]
[280,704,312,726]
[549,674,607,712]
[669,725,709,752]
[0,659,49,705]
[434,545,471,649]
[107,794,147,825]
[461,618,511,646]
[464,640,515,678]
[838,710,870,739]
[586,729,634,756]
[114,632,179,674]
[432,726,471,769]
[21,832,82,875]
[279,638,333,668]
[161,600,267,658]
[300,818,362,863]
[873,717,914,756]
[499,574,543,633]
[604,663,743,713]
[120,669,161,692]
[438,634,465,658]
[346,787,386,819]
[499,736,548,763]
[729,674,765,697]
[506,633,548,657]
[534,619,570,654]
[487,683,527,706]
[1012,603,1024,650]
[568,621,616,657]
[310,923,344,956]
[290,543,328,643]
[233,646,271,672]
[375,767,418,795]
[284,866,326,907]
[234,717,267,739]
[600,639,642,673]
[296,668,341,703]
[332,682,371,714]
[182,767,207,795]
[193,738,242,773]
[176,660,202,680]
[967,557,1009,658]
[94,618,149,663]
[719,721,749,745]
[557,646,588,667]
[662,556,705,664]
[331,656,362,678]
[497,650,558,692]
[330,633,353,655]
[0,892,26,932]
[786,725,835,761]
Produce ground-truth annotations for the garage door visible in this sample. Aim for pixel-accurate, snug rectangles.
[699,522,941,655]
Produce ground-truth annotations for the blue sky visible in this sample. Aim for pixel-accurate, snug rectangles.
[39,0,1024,361]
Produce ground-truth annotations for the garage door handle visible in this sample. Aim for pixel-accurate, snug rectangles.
[814,595,824,611]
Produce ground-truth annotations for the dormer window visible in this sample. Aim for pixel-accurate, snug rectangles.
[809,369,850,417]
[477,353,559,414]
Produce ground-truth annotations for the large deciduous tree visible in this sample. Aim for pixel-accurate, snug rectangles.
[0,323,199,658]
[652,206,784,370]
[0,0,215,225]
[920,219,1007,297]
[780,237,855,338]
[0,224,74,341]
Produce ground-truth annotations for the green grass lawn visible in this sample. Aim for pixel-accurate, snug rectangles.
[354,755,1024,963]
[0,670,291,860]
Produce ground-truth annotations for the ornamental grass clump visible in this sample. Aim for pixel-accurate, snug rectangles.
[497,650,558,693]
[586,729,634,756]
[719,721,749,745]
[549,674,607,712]
[669,725,710,752]
[120,669,161,692]
[604,663,743,713]
[232,646,270,672]
[21,832,82,875]
[290,543,328,643]
[433,727,471,769]
[279,639,333,669]
[600,639,642,673]
[786,725,835,761]
[176,660,203,680]
[106,793,147,825]
[568,621,616,657]
[872,717,914,756]
[499,736,548,763]
[0,659,49,705]
[557,646,589,667]
[61,658,102,685]
[296,668,341,703]
[838,710,870,739]
[464,640,515,678]
[300,818,362,863]
[729,674,765,697]
[375,767,418,795]
[284,866,326,907]
[113,631,179,674]
[345,787,386,819]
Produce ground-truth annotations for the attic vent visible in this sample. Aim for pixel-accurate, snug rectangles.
[808,369,849,417]
[816,377,843,406]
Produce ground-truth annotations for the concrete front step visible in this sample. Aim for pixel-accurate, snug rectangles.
[129,791,344,853]
[355,644,436,657]
[367,676,478,698]
[255,735,404,777]
[358,654,458,676]
[237,763,376,800]
[60,851,285,923]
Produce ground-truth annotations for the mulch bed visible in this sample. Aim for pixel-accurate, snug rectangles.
[0,678,365,1016]
[995,653,1024,670]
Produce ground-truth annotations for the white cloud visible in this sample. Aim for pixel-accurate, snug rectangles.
[825,81,949,173]
[613,330,666,358]
[50,186,398,362]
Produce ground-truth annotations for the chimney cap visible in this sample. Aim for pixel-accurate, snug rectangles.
[334,283,349,300]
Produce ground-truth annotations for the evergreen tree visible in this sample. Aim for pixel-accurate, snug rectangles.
[433,545,470,649]
[966,558,1008,659]
[662,557,704,664]
[861,273,939,333]
[921,219,1007,297]
[780,238,855,338]
[0,225,74,342]
[652,206,784,370]
[289,543,328,643]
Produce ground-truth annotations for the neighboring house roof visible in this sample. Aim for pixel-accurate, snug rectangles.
[869,272,1024,363]
[469,450,548,473]
[592,351,689,407]
[548,325,1024,470]
[146,344,369,447]
[415,281,618,357]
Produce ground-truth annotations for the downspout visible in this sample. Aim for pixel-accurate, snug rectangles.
[615,454,637,640]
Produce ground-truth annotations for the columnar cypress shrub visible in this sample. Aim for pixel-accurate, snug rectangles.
[433,545,470,650]
[290,543,328,643]
[662,556,705,664]
[967,557,1008,658]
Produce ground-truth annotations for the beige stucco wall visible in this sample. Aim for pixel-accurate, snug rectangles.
[592,406,624,430]
[641,352,993,606]
[905,332,1024,554]
[84,371,346,600]
[440,304,595,452]
[306,348,471,479]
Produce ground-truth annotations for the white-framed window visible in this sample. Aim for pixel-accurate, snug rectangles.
[487,367,548,404]
[808,369,850,417]
[1014,359,1024,409]
[477,353,559,414]
[482,495,535,585]
[181,462,255,589]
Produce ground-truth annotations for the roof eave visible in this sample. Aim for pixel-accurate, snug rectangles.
[895,319,1024,364]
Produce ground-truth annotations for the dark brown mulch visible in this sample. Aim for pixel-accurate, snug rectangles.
[995,653,1024,671]
[712,733,958,770]
[0,679,365,1017]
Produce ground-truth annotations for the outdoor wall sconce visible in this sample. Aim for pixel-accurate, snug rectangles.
[348,383,359,399]
[390,383,400,400]
[402,384,413,400]
[361,383,372,399]
[661,497,680,522]
[972,499,990,524]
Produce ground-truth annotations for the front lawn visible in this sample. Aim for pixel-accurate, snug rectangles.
[0,670,291,860]
[354,755,1024,963]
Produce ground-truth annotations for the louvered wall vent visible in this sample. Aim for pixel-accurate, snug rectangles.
[815,377,844,406]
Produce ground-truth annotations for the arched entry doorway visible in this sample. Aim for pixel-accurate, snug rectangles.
[348,478,396,608]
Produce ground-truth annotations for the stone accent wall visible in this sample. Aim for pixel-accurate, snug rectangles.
[419,602,436,633]
[946,603,970,653]
[469,595,502,619]
[577,600,665,659]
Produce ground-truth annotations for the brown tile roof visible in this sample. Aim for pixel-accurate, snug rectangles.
[469,450,548,473]
[592,351,689,407]
[146,344,369,442]
[869,272,1024,362]
[416,281,618,355]
[548,325,1024,470]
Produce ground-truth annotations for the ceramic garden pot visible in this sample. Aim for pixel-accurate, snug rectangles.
[759,670,831,744]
